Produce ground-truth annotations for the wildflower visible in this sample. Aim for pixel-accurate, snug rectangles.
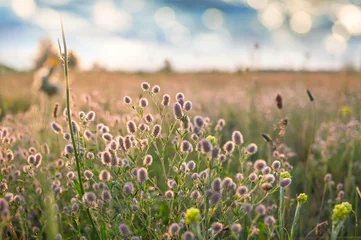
[332,202,352,222]
[324,173,332,182]
[231,223,242,233]
[123,182,134,194]
[187,160,196,171]
[82,192,96,207]
[139,98,148,108]
[137,167,148,182]
[264,174,275,183]
[232,131,244,145]
[168,223,180,236]
[86,152,94,159]
[180,162,188,172]
[176,92,184,100]
[194,116,205,128]
[200,139,212,153]
[247,143,258,154]
[223,141,235,154]
[212,178,222,192]
[119,224,132,237]
[101,190,111,201]
[51,122,63,134]
[222,177,233,190]
[262,166,271,174]
[297,193,308,204]
[280,178,292,188]
[144,113,154,123]
[185,207,201,224]
[242,203,253,213]
[210,192,221,206]
[272,160,281,170]
[131,204,139,211]
[173,102,183,119]
[141,82,150,90]
[152,85,160,94]
[126,120,137,134]
[255,204,266,215]
[211,222,223,234]
[123,96,132,104]
[99,170,111,182]
[162,94,170,106]
[237,185,248,196]
[206,135,217,146]
[152,124,161,138]
[254,159,267,171]
[264,216,276,225]
[190,190,201,200]
[102,133,112,142]
[180,140,192,152]
[71,120,80,134]
[249,172,258,182]
[182,231,195,240]
[101,151,112,165]
[84,170,93,180]
[280,171,292,179]
[165,190,174,199]
[143,155,153,166]
[183,101,192,111]
[85,111,95,121]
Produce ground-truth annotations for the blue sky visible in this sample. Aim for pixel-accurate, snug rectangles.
[1,0,361,71]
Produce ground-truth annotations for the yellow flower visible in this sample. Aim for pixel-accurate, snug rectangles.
[280,171,291,179]
[297,193,308,204]
[332,202,352,222]
[206,135,217,147]
[185,207,201,224]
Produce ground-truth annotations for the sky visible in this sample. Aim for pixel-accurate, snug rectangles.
[1,0,361,72]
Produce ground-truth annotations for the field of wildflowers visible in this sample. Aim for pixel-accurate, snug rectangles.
[0,31,360,240]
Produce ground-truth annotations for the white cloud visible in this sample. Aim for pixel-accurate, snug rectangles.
[93,1,132,33]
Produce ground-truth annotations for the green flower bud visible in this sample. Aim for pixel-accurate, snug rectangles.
[297,193,308,204]
[185,207,201,224]
[280,171,291,179]
[206,135,217,147]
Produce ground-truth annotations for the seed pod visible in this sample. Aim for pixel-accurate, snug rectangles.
[261,133,272,142]
[307,89,314,102]
[275,94,282,109]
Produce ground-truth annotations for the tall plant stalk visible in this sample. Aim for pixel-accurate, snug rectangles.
[60,19,101,240]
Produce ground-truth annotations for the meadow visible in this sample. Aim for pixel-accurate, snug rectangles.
[0,62,360,239]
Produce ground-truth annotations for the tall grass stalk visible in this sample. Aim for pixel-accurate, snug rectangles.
[60,20,101,240]
[305,89,316,193]
[278,186,285,240]
[290,202,302,239]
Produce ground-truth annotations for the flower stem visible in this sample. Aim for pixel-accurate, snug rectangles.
[278,187,285,240]
[290,202,302,240]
